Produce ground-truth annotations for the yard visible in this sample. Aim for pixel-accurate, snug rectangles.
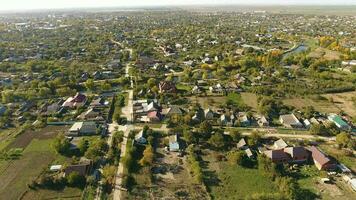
[201,150,276,199]
[296,165,356,200]
[125,146,209,199]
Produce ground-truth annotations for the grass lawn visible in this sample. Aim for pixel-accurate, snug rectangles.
[241,92,258,111]
[206,162,276,200]
[176,83,192,92]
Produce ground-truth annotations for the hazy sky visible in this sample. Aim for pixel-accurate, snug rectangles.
[0,0,355,11]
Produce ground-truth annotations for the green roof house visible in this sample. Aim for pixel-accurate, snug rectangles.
[328,114,350,131]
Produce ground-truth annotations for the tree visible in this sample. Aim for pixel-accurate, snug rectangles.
[102,165,116,185]
[77,138,89,155]
[139,145,154,166]
[67,171,85,187]
[248,131,262,146]
[258,154,278,179]
[208,132,225,149]
[336,132,351,148]
[52,134,70,155]
[183,130,195,144]
[230,129,241,142]
[85,79,95,91]
[310,124,329,136]
[199,120,213,137]
[227,151,245,166]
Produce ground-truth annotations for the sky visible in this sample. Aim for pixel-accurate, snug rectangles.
[0,0,355,11]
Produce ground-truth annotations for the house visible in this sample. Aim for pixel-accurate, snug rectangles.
[258,116,269,127]
[62,93,87,108]
[64,160,92,177]
[46,100,62,114]
[162,105,184,117]
[328,114,351,131]
[264,149,291,163]
[237,138,248,150]
[68,122,97,136]
[135,130,147,145]
[284,147,309,163]
[147,111,162,122]
[279,114,303,128]
[78,108,102,121]
[159,81,177,93]
[309,146,336,171]
[274,139,288,150]
[90,97,108,108]
[204,108,214,120]
[169,135,180,152]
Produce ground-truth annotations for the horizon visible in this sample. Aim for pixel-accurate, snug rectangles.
[0,0,355,12]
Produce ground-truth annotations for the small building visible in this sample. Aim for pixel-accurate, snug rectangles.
[90,97,108,108]
[264,149,291,163]
[0,105,7,116]
[258,116,269,127]
[279,114,303,128]
[245,148,254,158]
[68,122,97,136]
[238,113,250,127]
[204,108,214,120]
[237,138,248,150]
[284,147,309,163]
[274,139,288,150]
[169,135,180,152]
[328,114,351,131]
[303,119,311,129]
[50,165,62,172]
[309,146,336,171]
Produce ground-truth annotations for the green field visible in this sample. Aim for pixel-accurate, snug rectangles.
[0,139,55,200]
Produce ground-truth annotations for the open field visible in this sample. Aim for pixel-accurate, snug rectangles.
[241,92,258,111]
[283,96,340,114]
[188,96,226,109]
[0,139,55,200]
[201,150,275,199]
[308,47,343,61]
[0,125,78,200]
[323,91,356,117]
[5,126,68,150]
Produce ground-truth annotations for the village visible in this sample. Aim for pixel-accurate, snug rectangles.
[0,5,355,200]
